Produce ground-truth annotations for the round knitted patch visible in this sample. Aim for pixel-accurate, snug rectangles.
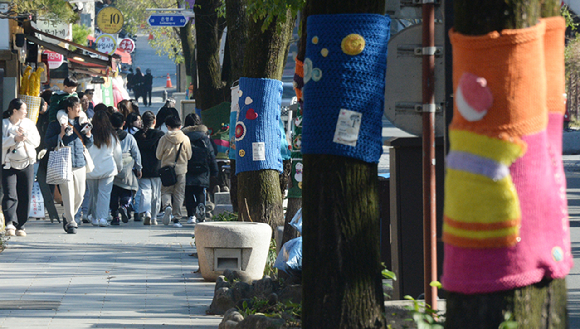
[235,77,283,174]
[302,14,391,163]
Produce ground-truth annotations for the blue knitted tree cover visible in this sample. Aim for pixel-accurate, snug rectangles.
[235,77,283,173]
[302,14,391,163]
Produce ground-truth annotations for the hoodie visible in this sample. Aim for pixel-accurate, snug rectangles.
[113,129,142,191]
[134,128,165,178]
[48,91,78,122]
[156,129,191,175]
[182,125,218,187]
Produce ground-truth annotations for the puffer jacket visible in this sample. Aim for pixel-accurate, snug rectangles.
[113,129,142,191]
[134,128,164,178]
[45,118,93,169]
[182,125,218,188]
[156,129,191,175]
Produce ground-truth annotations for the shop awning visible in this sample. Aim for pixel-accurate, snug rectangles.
[22,21,114,69]
[115,49,131,64]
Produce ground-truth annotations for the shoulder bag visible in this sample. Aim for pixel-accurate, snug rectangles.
[159,143,182,186]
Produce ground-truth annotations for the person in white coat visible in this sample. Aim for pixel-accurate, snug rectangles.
[86,110,122,227]
[2,98,41,237]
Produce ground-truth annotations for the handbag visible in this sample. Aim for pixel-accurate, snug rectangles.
[159,143,182,187]
[73,126,94,173]
[46,137,72,185]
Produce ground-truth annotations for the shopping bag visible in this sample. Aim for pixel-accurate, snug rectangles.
[28,181,45,218]
[46,139,72,185]
[83,146,94,173]
[19,94,41,124]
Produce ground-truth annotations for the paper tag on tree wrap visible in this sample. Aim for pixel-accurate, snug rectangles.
[252,142,266,161]
[333,109,362,147]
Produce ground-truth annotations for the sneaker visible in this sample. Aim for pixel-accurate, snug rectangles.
[186,216,196,224]
[64,126,73,136]
[15,229,26,237]
[119,206,129,223]
[91,215,99,227]
[162,207,172,225]
[5,224,16,236]
[81,216,90,224]
[134,212,142,222]
[99,218,109,227]
[111,217,120,226]
[157,211,165,219]
[173,222,183,228]
[143,212,152,225]
[66,225,77,234]
[151,218,158,225]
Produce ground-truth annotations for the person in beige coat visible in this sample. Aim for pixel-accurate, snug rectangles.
[156,115,191,227]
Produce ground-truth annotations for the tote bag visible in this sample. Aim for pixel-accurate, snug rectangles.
[46,138,72,185]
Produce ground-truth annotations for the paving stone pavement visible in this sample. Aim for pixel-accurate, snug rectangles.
[0,212,222,329]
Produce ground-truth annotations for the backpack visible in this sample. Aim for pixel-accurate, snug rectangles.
[188,136,210,175]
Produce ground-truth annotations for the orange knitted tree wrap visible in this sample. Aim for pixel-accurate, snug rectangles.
[543,16,566,115]
[449,21,547,142]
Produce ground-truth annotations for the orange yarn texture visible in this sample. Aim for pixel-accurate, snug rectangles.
[294,58,304,102]
[449,21,547,140]
[543,17,566,115]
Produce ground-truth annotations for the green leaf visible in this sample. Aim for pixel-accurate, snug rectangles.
[429,281,442,289]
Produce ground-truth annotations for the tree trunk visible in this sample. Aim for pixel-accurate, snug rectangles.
[225,0,249,213]
[194,0,229,110]
[236,12,295,227]
[178,19,196,91]
[301,1,386,328]
[446,1,568,328]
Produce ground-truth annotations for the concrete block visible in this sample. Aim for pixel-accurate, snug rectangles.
[213,204,234,217]
[214,192,231,205]
[195,222,272,282]
[275,226,284,255]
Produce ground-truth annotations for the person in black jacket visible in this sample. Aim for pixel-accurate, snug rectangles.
[133,111,164,225]
[144,69,153,107]
[181,113,218,224]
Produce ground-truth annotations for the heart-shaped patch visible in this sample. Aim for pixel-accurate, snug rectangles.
[246,108,258,120]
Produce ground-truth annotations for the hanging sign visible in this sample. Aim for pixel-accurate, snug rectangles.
[96,6,124,34]
[95,34,117,55]
[118,38,135,53]
[43,50,64,69]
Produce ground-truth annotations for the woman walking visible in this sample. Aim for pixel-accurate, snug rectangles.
[2,98,41,236]
[134,111,164,225]
[182,113,218,224]
[86,111,122,227]
[44,97,93,234]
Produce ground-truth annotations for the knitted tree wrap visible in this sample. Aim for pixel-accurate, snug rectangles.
[235,77,283,174]
[229,85,240,160]
[302,14,390,163]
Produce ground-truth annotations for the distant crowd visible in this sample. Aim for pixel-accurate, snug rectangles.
[2,75,217,236]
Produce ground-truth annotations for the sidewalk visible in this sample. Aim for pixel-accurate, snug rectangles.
[0,212,222,328]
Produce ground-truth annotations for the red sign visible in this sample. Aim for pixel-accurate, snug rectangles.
[43,50,63,69]
[118,38,135,53]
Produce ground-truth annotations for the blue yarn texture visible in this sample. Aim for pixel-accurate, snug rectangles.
[302,14,391,163]
[235,77,283,173]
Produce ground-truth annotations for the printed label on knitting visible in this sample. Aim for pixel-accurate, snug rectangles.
[252,142,266,161]
[333,109,362,147]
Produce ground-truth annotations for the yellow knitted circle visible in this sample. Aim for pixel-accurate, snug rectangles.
[341,34,365,55]
[312,36,319,44]
[239,149,245,157]
[321,48,329,57]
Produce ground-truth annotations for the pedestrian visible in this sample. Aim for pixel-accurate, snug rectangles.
[156,115,191,228]
[125,112,142,135]
[2,98,41,236]
[155,99,179,133]
[109,112,142,225]
[144,69,153,107]
[126,68,134,94]
[85,110,122,227]
[44,97,93,234]
[84,89,95,118]
[182,113,218,224]
[35,90,60,223]
[48,76,79,122]
[133,67,145,106]
[134,111,164,225]
[117,99,135,122]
